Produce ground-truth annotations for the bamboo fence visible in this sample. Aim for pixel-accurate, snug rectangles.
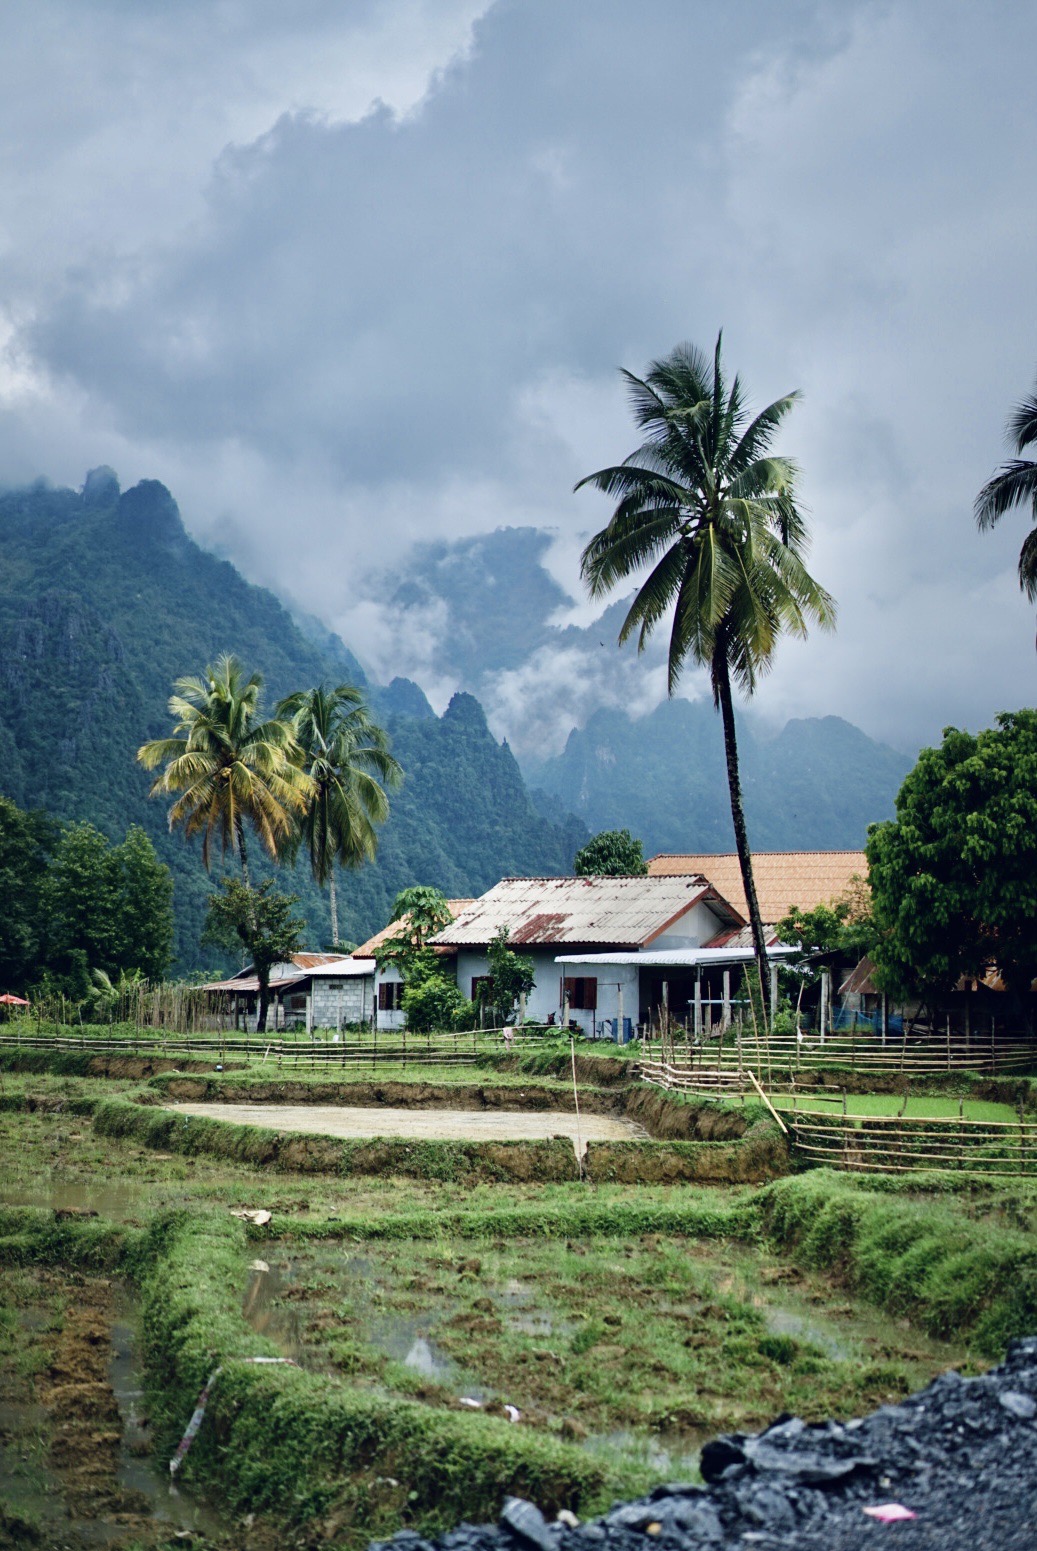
[786,1105,1037,1178]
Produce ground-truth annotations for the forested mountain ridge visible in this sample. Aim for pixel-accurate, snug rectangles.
[524,701,912,856]
[0,471,584,967]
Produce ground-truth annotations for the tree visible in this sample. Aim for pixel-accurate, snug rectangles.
[866,711,1037,1012]
[202,878,305,1032]
[137,654,312,882]
[381,886,455,958]
[42,823,124,990]
[975,375,1037,631]
[485,926,536,1023]
[577,336,835,1016]
[0,798,55,994]
[276,683,401,946]
[573,828,648,876]
[40,821,176,994]
[113,826,175,983]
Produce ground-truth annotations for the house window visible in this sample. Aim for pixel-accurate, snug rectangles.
[562,977,597,1011]
[378,981,403,1012]
[471,975,494,1003]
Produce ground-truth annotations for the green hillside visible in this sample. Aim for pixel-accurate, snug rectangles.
[0,471,584,968]
[525,701,912,856]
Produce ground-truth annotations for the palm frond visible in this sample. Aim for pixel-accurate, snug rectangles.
[974,460,1037,528]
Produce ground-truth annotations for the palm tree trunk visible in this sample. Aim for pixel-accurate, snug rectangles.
[236,820,251,888]
[256,967,270,1034]
[329,872,339,947]
[714,648,770,1028]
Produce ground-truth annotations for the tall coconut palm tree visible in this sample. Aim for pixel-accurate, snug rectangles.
[975,377,1037,624]
[137,654,312,881]
[577,336,836,1005]
[276,684,402,946]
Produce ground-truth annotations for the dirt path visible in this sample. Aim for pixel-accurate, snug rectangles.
[165,1101,642,1149]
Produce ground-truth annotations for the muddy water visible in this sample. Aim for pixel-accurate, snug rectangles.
[0,1272,232,1548]
[165,1100,642,1152]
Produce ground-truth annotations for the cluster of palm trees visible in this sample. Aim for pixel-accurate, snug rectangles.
[137,658,401,945]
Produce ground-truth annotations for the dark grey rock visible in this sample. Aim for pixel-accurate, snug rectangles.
[501,1497,557,1551]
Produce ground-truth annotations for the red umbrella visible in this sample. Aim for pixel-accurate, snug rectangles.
[0,994,29,1005]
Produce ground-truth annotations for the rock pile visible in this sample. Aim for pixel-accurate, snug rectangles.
[374,1337,1037,1551]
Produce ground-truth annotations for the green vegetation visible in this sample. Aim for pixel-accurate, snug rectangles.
[139,1210,615,1539]
[0,800,174,997]
[202,877,307,1030]
[867,710,1037,1002]
[577,335,836,1005]
[0,475,584,968]
[484,926,537,1022]
[975,368,1037,606]
[573,828,647,876]
[277,682,402,946]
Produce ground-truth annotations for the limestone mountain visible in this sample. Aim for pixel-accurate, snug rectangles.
[0,471,583,967]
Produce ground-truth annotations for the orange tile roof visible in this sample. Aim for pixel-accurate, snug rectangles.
[352,900,475,959]
[646,851,868,924]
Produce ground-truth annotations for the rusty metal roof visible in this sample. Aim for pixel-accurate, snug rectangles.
[432,875,743,949]
[647,851,868,923]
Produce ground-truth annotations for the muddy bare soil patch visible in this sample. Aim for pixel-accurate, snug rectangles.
[0,1266,245,1549]
[166,1101,640,1147]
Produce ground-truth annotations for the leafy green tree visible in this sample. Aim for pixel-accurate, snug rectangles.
[0,798,54,994]
[277,683,401,946]
[776,877,874,962]
[137,654,312,882]
[577,336,836,1011]
[573,828,648,876]
[202,878,305,1032]
[42,823,124,989]
[867,711,1037,1009]
[376,886,456,971]
[401,966,471,1033]
[484,926,536,1023]
[113,825,175,982]
[975,375,1037,618]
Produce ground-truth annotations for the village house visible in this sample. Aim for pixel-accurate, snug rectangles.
[202,952,375,1031]
[351,900,474,1031]
[429,874,799,1039]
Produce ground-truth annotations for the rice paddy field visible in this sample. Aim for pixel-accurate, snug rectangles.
[0,1046,1035,1548]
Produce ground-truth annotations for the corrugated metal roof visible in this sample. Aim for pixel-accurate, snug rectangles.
[705,925,781,950]
[432,875,742,949]
[646,851,868,923]
[352,900,474,959]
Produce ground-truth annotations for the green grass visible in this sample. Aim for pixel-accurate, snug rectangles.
[771,1092,1021,1122]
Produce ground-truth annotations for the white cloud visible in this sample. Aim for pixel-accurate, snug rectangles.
[1,1,1036,755]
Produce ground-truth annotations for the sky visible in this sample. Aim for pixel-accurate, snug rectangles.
[1,0,1035,756]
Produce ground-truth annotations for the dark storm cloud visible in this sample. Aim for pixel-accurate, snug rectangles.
[2,1,1037,752]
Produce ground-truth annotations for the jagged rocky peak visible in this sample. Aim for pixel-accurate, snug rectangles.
[114,479,188,553]
[81,466,120,508]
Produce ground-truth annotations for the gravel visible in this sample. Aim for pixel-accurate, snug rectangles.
[372,1336,1037,1551]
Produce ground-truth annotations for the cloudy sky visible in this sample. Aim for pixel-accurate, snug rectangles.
[1,0,1035,755]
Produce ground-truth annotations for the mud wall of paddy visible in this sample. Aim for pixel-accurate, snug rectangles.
[95,1084,788,1185]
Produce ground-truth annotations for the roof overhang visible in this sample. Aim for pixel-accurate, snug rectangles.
[555,945,802,969]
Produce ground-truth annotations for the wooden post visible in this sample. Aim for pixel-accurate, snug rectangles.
[694,974,702,1042]
[518,991,526,1026]
[819,971,828,1045]
[881,991,888,1045]
[722,969,731,1031]
[946,1013,951,1070]
[617,983,624,1045]
[769,962,778,1025]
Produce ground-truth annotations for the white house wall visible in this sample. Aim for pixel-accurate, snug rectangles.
[651,900,727,950]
